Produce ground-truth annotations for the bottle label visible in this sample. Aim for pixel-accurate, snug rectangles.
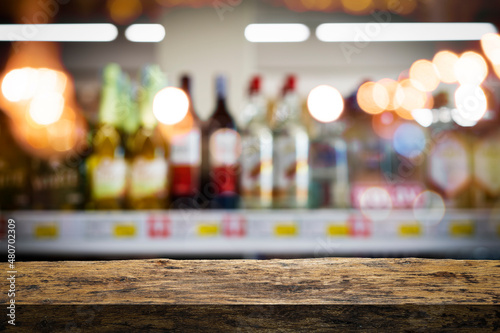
[129,157,168,199]
[92,158,127,200]
[428,134,470,197]
[351,183,424,209]
[241,134,273,205]
[171,128,201,166]
[273,133,309,206]
[210,129,240,194]
[474,136,500,195]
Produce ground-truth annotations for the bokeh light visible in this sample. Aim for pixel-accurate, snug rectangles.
[107,0,142,24]
[341,0,373,14]
[454,51,488,86]
[409,59,440,92]
[28,92,65,125]
[393,122,426,158]
[1,67,38,102]
[411,108,433,127]
[357,81,389,115]
[454,84,487,122]
[451,108,478,127]
[153,87,189,125]
[394,79,428,119]
[377,78,401,110]
[432,50,458,83]
[307,85,344,123]
[413,190,446,226]
[480,33,500,65]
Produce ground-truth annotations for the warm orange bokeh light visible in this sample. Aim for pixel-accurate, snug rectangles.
[481,33,500,65]
[387,0,417,15]
[107,0,142,24]
[378,78,401,111]
[341,0,373,14]
[432,50,459,84]
[409,59,440,92]
[454,51,488,86]
[395,79,428,120]
[357,81,389,115]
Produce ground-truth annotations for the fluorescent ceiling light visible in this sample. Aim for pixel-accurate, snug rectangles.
[125,24,165,43]
[316,23,497,42]
[0,24,118,42]
[245,24,310,43]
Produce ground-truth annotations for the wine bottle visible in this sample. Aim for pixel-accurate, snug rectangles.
[271,75,309,209]
[126,65,169,210]
[240,75,273,209]
[201,75,240,209]
[86,64,128,210]
[0,113,30,210]
[170,74,202,209]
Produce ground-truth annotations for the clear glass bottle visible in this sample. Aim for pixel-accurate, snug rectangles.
[271,75,309,209]
[240,76,273,209]
[169,74,202,209]
[86,63,128,210]
[126,65,169,210]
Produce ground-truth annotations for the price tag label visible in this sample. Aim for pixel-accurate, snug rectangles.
[274,222,297,237]
[34,223,59,239]
[449,220,474,237]
[399,222,422,237]
[327,224,348,237]
[197,223,219,237]
[113,223,137,238]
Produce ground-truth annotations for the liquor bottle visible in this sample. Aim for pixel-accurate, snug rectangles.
[308,118,349,209]
[0,113,30,210]
[31,156,85,210]
[201,75,240,209]
[426,105,472,208]
[473,130,500,208]
[169,74,202,209]
[271,75,309,209]
[471,88,500,209]
[240,76,273,209]
[344,89,389,210]
[126,65,169,210]
[86,64,128,210]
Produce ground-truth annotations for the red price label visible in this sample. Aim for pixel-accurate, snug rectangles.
[348,215,372,238]
[147,215,171,238]
[222,214,246,238]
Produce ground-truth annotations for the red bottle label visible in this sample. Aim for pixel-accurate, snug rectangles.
[171,165,199,196]
[212,166,237,194]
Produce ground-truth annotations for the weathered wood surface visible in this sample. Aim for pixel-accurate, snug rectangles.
[2,258,500,332]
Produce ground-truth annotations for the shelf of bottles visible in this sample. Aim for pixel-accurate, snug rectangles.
[2,47,500,256]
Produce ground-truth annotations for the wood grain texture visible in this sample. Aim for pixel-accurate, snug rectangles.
[2,258,500,331]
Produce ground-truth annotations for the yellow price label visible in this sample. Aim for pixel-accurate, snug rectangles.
[327,224,349,237]
[449,220,474,237]
[274,223,297,237]
[197,223,219,236]
[113,223,137,238]
[399,223,421,237]
[34,223,58,239]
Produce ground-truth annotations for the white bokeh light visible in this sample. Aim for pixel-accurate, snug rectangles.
[28,92,65,125]
[454,52,488,86]
[454,84,487,122]
[153,87,189,125]
[1,67,39,102]
[307,85,344,123]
